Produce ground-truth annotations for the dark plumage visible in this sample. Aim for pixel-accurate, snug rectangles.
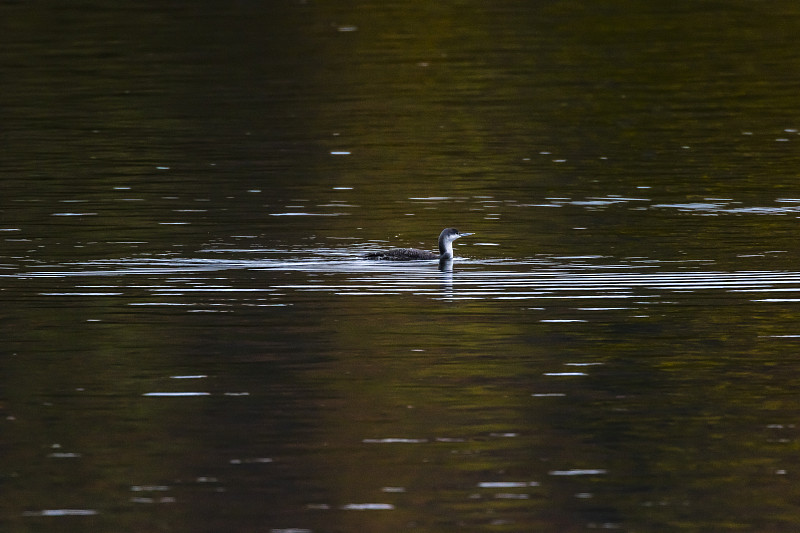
[365,248,438,261]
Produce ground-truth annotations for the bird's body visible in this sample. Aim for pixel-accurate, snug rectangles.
[365,248,438,261]
[365,228,474,264]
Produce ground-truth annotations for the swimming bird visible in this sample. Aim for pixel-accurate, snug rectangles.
[365,227,475,266]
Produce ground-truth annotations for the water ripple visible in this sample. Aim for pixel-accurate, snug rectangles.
[9,256,800,305]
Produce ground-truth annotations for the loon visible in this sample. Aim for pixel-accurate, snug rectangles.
[365,228,475,264]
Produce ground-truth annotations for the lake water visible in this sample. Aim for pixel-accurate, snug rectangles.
[4,1,800,531]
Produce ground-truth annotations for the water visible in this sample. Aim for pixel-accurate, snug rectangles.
[4,1,800,531]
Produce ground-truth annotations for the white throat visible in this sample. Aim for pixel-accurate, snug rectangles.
[440,240,454,258]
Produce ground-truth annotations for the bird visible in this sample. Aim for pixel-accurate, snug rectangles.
[365,227,475,267]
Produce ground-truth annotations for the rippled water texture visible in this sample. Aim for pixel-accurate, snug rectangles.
[5,1,800,532]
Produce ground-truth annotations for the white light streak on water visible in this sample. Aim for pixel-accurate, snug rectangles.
[478,481,540,488]
[362,438,428,444]
[549,469,608,476]
[23,509,99,516]
[340,503,395,510]
[142,392,211,397]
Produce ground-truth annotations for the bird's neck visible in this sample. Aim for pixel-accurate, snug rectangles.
[439,240,453,258]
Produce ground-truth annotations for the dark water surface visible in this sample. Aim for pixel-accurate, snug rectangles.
[5,1,800,531]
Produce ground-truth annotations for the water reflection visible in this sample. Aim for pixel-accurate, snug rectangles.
[439,266,454,297]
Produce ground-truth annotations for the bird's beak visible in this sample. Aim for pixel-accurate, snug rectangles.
[459,232,475,237]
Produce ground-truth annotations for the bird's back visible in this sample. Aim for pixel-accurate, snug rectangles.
[365,248,437,261]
